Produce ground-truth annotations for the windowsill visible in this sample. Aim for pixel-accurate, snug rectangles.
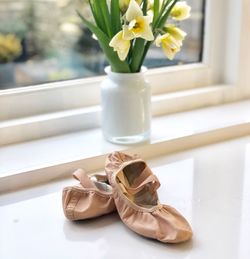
[1,99,250,193]
[0,84,230,146]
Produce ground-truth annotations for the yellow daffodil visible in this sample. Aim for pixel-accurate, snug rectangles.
[123,0,154,41]
[170,1,191,21]
[109,31,131,61]
[155,33,181,60]
[119,0,142,13]
[165,24,187,44]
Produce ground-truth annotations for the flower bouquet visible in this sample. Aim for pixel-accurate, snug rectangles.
[78,0,191,73]
[78,0,191,144]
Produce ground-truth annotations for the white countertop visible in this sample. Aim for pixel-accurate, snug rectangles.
[1,135,250,259]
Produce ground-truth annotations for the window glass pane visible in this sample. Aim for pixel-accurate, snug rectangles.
[0,0,205,90]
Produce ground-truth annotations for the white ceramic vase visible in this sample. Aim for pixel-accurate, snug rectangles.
[101,66,151,144]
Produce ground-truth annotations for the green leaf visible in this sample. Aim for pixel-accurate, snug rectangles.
[89,0,106,34]
[111,0,121,35]
[99,0,113,38]
[153,0,160,24]
[77,11,130,73]
[142,0,148,15]
[158,0,179,28]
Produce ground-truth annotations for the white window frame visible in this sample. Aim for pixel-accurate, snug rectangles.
[0,0,249,146]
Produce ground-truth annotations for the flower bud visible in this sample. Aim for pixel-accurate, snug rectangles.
[170,1,191,21]
[119,0,142,13]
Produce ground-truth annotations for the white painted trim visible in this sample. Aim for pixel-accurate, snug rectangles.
[0,64,214,121]
[238,0,250,94]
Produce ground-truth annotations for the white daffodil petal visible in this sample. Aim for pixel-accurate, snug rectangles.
[128,19,137,30]
[166,24,187,41]
[147,9,154,22]
[155,34,168,47]
[161,25,187,49]
[126,0,143,21]
[162,44,175,60]
[169,35,182,48]
[123,25,136,40]
[117,45,130,61]
[109,31,122,48]
[155,37,162,47]
[172,28,187,41]
[109,31,130,61]
[140,18,154,41]
[163,42,180,60]
[144,14,153,25]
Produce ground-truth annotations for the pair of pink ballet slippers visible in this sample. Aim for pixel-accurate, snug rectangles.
[62,151,192,243]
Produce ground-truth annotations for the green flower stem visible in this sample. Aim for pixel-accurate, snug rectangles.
[138,41,151,69]
[157,0,180,28]
[127,39,135,64]
[129,38,146,72]
[137,0,180,70]
[111,0,122,35]
[142,0,148,15]
[152,0,169,27]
